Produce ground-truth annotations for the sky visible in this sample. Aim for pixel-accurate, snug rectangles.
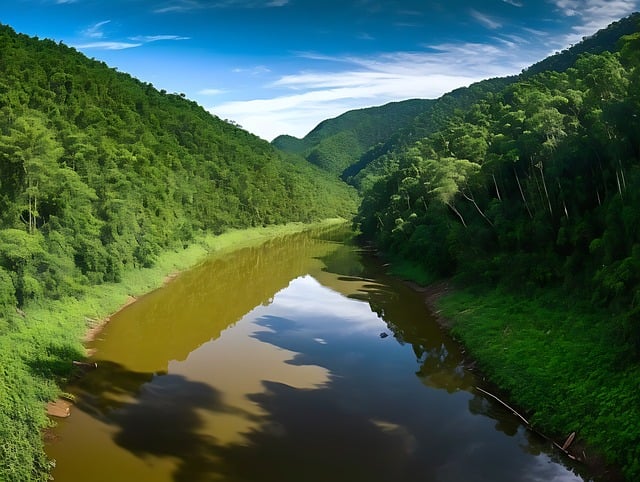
[2,1,640,141]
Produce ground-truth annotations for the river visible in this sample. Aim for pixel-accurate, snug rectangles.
[46,226,587,482]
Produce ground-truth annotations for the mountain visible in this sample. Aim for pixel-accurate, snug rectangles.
[275,12,640,192]
[0,23,358,306]
[0,24,360,481]
[272,99,432,176]
[524,11,640,76]
[355,15,640,479]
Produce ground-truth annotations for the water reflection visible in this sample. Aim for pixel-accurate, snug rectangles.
[90,228,344,373]
[47,227,586,482]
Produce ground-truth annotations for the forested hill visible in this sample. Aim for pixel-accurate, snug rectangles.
[272,98,433,176]
[354,15,640,478]
[524,12,640,76]
[0,23,358,312]
[356,12,640,312]
[274,12,640,193]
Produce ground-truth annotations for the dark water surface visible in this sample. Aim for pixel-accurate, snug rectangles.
[47,227,586,482]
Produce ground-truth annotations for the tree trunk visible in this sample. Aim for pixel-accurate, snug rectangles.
[514,167,533,218]
[461,190,494,227]
[446,201,467,227]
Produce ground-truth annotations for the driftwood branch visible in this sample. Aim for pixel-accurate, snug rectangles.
[476,386,529,425]
[475,386,582,463]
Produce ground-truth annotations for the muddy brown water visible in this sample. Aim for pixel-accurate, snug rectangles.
[46,226,588,482]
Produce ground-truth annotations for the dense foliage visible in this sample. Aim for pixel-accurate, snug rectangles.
[357,43,640,345]
[272,99,432,176]
[0,24,358,315]
[0,24,357,481]
[355,20,640,479]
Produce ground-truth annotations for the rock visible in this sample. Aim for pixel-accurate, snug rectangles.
[46,399,71,418]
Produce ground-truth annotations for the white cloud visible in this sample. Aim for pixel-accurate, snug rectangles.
[209,43,535,141]
[82,20,110,39]
[232,65,272,75]
[198,88,227,95]
[469,9,502,30]
[502,0,524,6]
[74,41,142,50]
[74,30,189,51]
[129,35,190,42]
[550,0,640,44]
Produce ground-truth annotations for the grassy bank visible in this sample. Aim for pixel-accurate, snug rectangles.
[437,288,640,481]
[0,219,346,482]
[384,258,639,480]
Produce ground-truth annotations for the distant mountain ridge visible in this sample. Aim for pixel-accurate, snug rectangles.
[272,99,433,176]
[273,12,640,187]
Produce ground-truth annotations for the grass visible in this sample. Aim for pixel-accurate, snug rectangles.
[382,257,640,480]
[437,288,640,481]
[0,219,347,482]
[386,257,437,286]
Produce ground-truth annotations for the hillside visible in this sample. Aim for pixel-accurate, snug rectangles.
[355,14,640,479]
[277,12,640,194]
[272,99,432,176]
[524,12,640,76]
[0,23,359,305]
[0,23,358,481]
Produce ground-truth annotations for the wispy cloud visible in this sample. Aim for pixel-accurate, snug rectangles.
[74,41,142,50]
[211,42,537,140]
[74,22,190,51]
[129,35,190,42]
[154,0,206,13]
[502,0,524,6]
[550,0,640,45]
[232,65,272,75]
[470,9,502,29]
[199,88,227,95]
[357,32,375,41]
[154,0,289,13]
[82,20,110,39]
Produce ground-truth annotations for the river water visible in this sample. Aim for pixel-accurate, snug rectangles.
[46,226,586,482]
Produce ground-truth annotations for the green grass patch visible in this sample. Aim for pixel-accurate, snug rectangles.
[0,219,346,482]
[438,288,640,480]
[385,257,438,286]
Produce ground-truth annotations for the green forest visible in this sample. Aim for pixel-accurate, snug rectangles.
[355,25,640,349]
[276,13,640,480]
[0,23,357,481]
[2,10,640,482]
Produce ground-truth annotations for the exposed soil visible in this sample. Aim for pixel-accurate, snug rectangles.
[82,295,137,346]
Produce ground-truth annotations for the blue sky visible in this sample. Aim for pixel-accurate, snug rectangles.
[2,0,639,140]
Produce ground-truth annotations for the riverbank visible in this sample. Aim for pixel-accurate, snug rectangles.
[425,284,637,481]
[0,219,346,482]
[385,255,635,480]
